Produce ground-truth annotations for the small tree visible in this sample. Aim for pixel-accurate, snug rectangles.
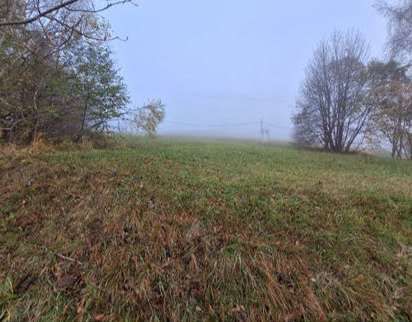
[134,100,165,138]
[367,60,412,159]
[293,31,371,152]
[71,43,129,141]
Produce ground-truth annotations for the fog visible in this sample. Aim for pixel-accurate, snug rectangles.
[106,0,387,140]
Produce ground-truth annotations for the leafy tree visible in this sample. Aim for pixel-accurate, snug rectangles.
[71,43,129,141]
[367,60,412,159]
[0,33,129,143]
[134,100,165,138]
[0,32,72,143]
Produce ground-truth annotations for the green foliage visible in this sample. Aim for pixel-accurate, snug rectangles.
[0,33,70,142]
[0,12,129,144]
[70,43,129,140]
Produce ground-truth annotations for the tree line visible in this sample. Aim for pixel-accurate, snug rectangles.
[0,0,164,145]
[293,1,412,159]
[3,1,410,154]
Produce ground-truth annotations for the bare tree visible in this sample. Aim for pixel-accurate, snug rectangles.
[377,0,412,61]
[293,31,371,152]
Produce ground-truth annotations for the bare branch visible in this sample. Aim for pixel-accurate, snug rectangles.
[0,0,136,27]
[66,0,137,14]
[0,0,80,27]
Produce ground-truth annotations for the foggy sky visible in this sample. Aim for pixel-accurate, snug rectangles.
[106,1,387,140]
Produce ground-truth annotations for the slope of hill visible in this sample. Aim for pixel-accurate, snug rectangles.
[1,139,411,321]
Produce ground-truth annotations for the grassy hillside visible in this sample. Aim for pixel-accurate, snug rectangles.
[1,139,411,321]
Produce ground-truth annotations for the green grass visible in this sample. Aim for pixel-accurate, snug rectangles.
[1,138,411,321]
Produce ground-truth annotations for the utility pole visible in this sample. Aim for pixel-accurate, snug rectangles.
[260,119,264,143]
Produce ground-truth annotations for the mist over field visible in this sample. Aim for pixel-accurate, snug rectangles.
[105,0,387,140]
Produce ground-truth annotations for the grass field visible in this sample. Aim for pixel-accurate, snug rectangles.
[1,138,412,321]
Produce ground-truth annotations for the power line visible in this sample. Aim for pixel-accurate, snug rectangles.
[163,121,261,128]
[263,122,292,130]
[163,120,291,129]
